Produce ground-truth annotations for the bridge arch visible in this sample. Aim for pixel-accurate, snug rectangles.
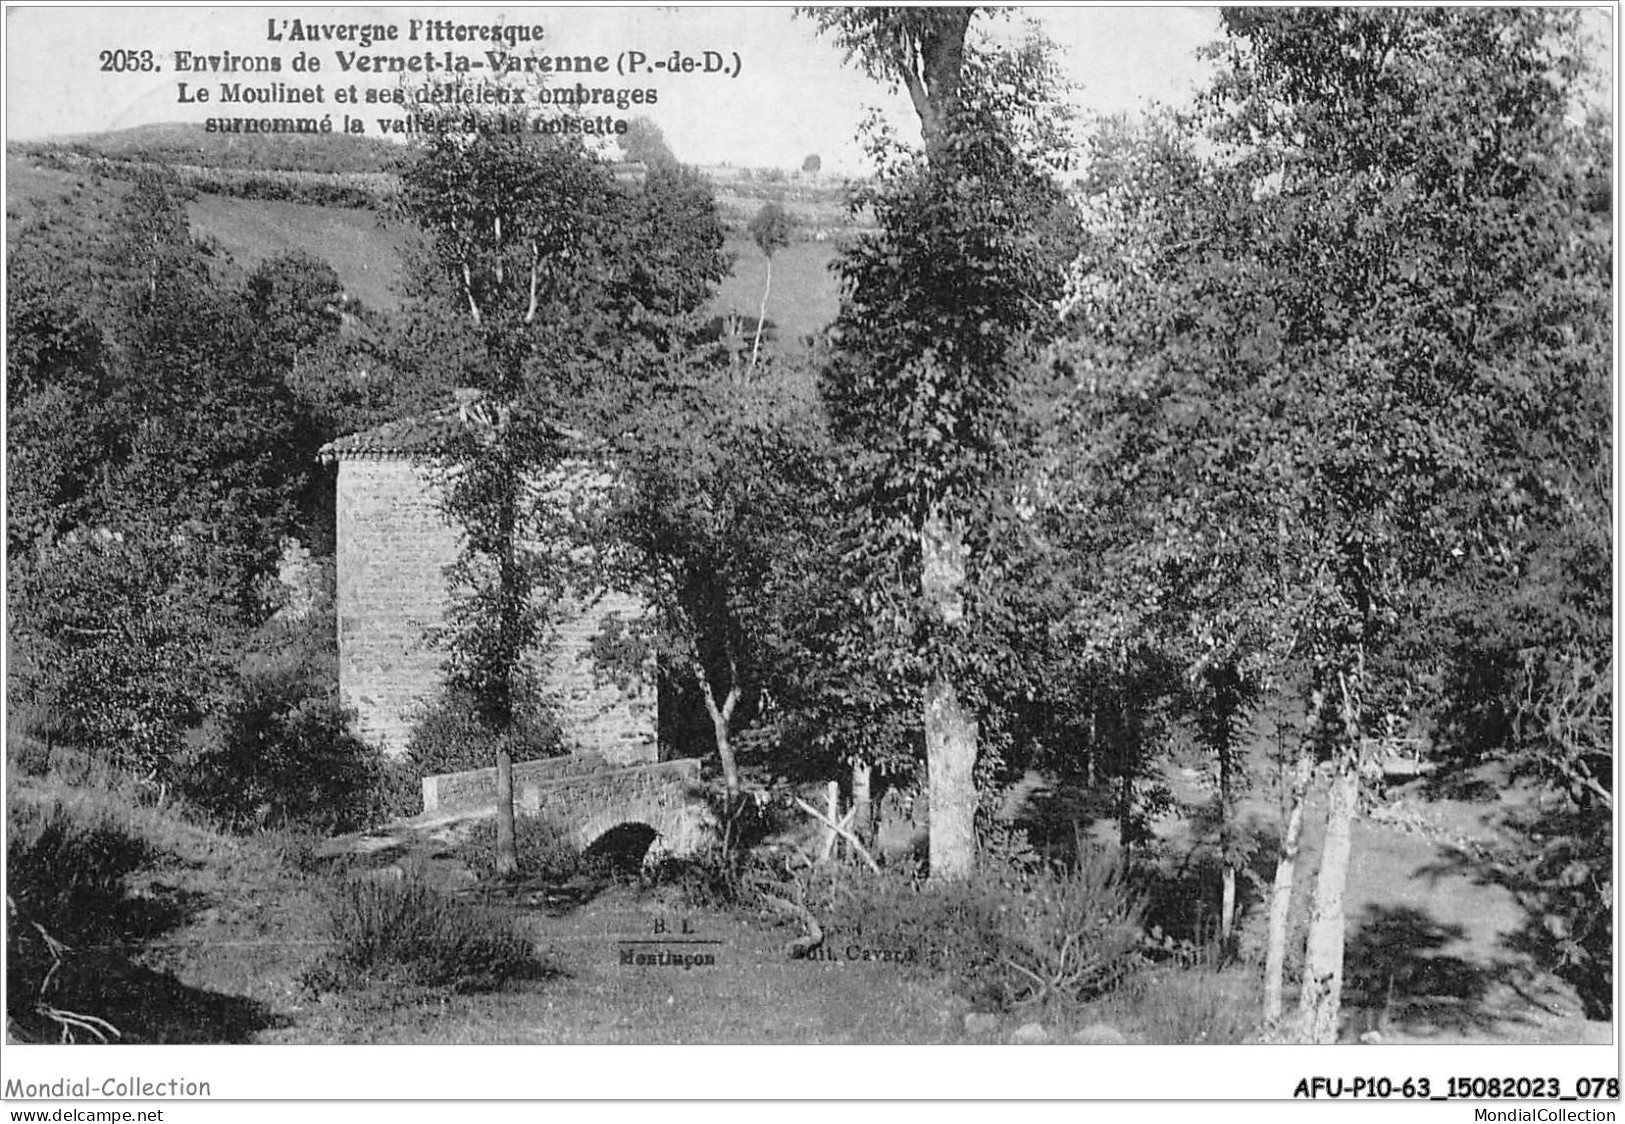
[420,755,714,858]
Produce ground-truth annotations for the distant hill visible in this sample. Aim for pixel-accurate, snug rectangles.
[7,123,847,348]
[22,121,402,175]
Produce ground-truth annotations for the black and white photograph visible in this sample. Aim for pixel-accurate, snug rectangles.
[2,2,1616,1111]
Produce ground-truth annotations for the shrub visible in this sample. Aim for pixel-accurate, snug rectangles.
[6,799,160,1040]
[1110,964,1261,1044]
[6,800,158,946]
[6,701,59,777]
[406,688,565,780]
[360,754,426,825]
[9,531,238,777]
[176,583,384,835]
[996,846,1148,1007]
[314,874,550,994]
[793,840,1146,1012]
[644,845,749,909]
[181,681,380,834]
[456,817,584,883]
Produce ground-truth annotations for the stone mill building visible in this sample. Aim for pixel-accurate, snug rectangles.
[318,394,656,766]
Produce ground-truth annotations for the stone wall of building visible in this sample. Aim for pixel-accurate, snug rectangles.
[333,455,656,763]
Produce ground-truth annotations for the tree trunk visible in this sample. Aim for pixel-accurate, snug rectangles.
[701,677,742,799]
[492,472,520,882]
[1221,868,1237,947]
[1263,743,1314,1023]
[749,256,772,376]
[851,759,873,846]
[1297,751,1359,1042]
[1219,736,1237,944]
[1086,706,1096,789]
[926,675,977,879]
[494,742,519,880]
[1118,766,1133,860]
[922,512,976,880]
[901,9,971,160]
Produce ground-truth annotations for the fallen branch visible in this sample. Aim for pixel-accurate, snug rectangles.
[793,798,881,874]
[38,1004,120,1044]
[757,889,824,959]
[818,809,856,862]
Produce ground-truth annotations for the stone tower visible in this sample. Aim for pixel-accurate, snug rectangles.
[318,398,656,765]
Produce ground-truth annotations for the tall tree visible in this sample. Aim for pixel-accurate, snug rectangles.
[592,372,826,799]
[397,122,616,878]
[1201,7,1607,1038]
[8,172,309,773]
[395,100,731,873]
[100,173,307,618]
[1049,8,1607,1034]
[745,202,791,376]
[807,8,1076,878]
[619,116,678,170]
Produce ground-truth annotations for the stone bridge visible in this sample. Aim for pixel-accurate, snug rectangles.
[419,753,713,858]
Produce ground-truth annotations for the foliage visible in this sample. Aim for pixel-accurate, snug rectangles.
[990,845,1148,1007]
[600,162,730,355]
[455,817,584,884]
[747,202,792,260]
[795,841,1145,1012]
[97,173,308,617]
[592,368,833,783]
[9,530,239,777]
[824,121,1071,527]
[6,800,160,952]
[406,687,564,781]
[1108,963,1260,1045]
[175,574,385,835]
[312,874,550,994]
[244,251,347,374]
[1046,6,1611,1029]
[5,234,120,556]
[619,116,678,169]
[5,799,160,1040]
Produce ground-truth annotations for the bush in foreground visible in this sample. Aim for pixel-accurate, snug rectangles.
[793,840,1146,1013]
[1106,963,1260,1044]
[311,875,551,995]
[455,817,585,884]
[6,798,162,1041]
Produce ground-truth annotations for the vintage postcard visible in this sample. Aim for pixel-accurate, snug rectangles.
[3,3,1616,1114]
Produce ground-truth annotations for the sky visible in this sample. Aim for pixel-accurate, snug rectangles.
[4,5,1225,172]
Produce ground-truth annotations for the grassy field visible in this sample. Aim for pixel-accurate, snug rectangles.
[9,138,853,343]
[187,192,414,312]
[712,234,844,356]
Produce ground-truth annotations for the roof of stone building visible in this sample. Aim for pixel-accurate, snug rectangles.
[318,392,586,463]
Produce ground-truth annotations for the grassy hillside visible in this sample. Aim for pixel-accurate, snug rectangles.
[24,122,401,174]
[6,152,412,311]
[8,134,848,346]
[714,234,844,354]
[188,191,414,312]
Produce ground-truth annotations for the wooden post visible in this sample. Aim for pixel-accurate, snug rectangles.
[819,780,839,861]
[851,760,873,846]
